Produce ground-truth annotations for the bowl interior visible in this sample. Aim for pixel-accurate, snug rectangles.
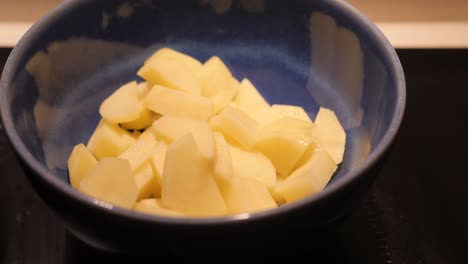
[2,0,401,204]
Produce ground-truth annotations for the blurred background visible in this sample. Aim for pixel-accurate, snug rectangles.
[1,0,468,48]
[0,1,467,263]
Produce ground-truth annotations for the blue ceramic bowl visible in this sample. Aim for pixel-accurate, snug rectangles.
[0,0,405,253]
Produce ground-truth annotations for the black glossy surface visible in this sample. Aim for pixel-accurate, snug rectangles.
[1,49,467,262]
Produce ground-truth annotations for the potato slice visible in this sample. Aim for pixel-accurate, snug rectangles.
[138,48,202,95]
[67,144,98,189]
[200,56,233,97]
[161,134,226,217]
[211,78,240,113]
[222,177,277,214]
[230,145,276,189]
[153,115,215,160]
[138,126,159,141]
[86,120,136,160]
[150,141,167,190]
[134,163,159,201]
[271,104,313,123]
[118,134,157,171]
[210,106,259,149]
[213,132,233,190]
[133,198,183,217]
[248,106,278,128]
[143,48,202,74]
[99,81,141,124]
[269,178,286,205]
[79,158,137,208]
[234,78,270,114]
[277,147,337,203]
[136,81,152,98]
[144,85,214,121]
[121,105,157,130]
[255,117,315,177]
[311,107,346,164]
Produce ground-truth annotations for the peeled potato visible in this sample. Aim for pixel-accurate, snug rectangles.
[120,105,157,130]
[144,48,202,75]
[79,157,137,208]
[86,120,136,160]
[211,78,240,113]
[234,78,270,114]
[230,145,276,189]
[118,135,157,171]
[277,147,337,203]
[271,104,313,123]
[67,144,98,189]
[99,81,141,124]
[200,56,233,97]
[255,117,315,177]
[311,107,346,164]
[210,106,259,149]
[150,141,167,192]
[70,48,347,218]
[222,176,277,214]
[138,48,202,95]
[161,134,227,217]
[153,115,215,160]
[213,132,233,190]
[134,163,159,201]
[144,85,214,121]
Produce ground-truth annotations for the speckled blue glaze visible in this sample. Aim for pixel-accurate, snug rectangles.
[0,0,405,252]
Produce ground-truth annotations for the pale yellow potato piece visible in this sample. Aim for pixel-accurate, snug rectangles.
[144,85,214,121]
[139,126,159,142]
[200,56,233,97]
[99,81,141,124]
[138,48,202,95]
[269,178,286,205]
[79,158,137,208]
[153,115,215,160]
[211,78,240,113]
[134,163,159,201]
[234,78,270,114]
[230,78,275,128]
[150,141,167,189]
[230,145,276,189]
[133,198,184,217]
[255,117,315,177]
[213,132,233,191]
[143,48,202,74]
[136,81,151,98]
[210,106,259,149]
[86,120,136,160]
[72,48,349,215]
[161,134,226,217]
[67,144,98,189]
[311,107,346,164]
[118,134,157,171]
[249,106,278,128]
[222,177,277,214]
[121,104,157,130]
[271,104,313,123]
[278,147,337,203]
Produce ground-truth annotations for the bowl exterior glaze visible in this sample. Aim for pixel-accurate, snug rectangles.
[0,0,405,252]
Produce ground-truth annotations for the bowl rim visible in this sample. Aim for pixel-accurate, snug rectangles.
[0,0,406,225]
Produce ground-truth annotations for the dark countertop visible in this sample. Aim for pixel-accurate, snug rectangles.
[1,49,467,263]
